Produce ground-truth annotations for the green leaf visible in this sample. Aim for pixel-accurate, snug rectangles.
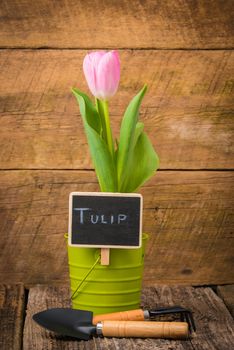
[84,125,117,192]
[117,121,144,189]
[120,132,159,192]
[117,85,147,190]
[72,88,101,135]
[72,89,117,192]
[96,98,108,142]
[133,122,144,148]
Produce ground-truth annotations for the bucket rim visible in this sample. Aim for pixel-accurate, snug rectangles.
[64,232,149,241]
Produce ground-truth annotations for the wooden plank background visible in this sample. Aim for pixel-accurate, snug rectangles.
[0,50,233,170]
[1,170,233,286]
[0,0,233,49]
[0,0,233,286]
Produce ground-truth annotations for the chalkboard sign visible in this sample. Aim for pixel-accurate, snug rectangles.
[68,192,143,249]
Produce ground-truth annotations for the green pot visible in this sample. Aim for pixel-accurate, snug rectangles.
[66,233,148,315]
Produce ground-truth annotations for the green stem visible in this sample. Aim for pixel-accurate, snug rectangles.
[103,100,114,158]
[96,98,107,141]
[96,99,114,158]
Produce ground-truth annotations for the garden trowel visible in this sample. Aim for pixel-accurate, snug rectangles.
[33,307,189,340]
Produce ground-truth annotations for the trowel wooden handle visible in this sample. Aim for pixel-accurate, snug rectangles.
[101,320,189,339]
[93,309,145,324]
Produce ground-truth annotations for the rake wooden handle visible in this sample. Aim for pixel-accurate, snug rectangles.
[100,320,189,339]
[93,309,145,324]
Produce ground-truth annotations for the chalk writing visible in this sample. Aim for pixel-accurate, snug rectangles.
[74,208,128,225]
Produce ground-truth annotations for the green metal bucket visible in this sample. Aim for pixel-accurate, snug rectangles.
[65,233,148,315]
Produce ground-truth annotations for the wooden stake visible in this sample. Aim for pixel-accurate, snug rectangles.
[101,248,110,265]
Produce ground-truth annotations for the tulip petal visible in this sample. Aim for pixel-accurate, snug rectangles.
[96,50,120,100]
[83,51,106,97]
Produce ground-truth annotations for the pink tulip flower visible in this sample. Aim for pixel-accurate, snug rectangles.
[83,50,120,100]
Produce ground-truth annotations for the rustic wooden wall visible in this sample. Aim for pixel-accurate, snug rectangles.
[0,0,233,286]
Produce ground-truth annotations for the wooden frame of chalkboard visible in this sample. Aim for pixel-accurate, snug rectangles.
[68,192,143,249]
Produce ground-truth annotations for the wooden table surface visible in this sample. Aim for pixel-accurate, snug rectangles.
[1,284,234,349]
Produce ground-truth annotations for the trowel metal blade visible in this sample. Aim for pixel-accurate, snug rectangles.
[33,308,96,340]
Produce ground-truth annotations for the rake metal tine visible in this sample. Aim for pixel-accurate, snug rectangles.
[184,312,192,333]
[184,311,196,333]
[148,306,196,333]
[149,306,188,317]
[188,311,196,332]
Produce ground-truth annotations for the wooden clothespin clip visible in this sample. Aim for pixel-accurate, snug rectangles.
[101,248,110,265]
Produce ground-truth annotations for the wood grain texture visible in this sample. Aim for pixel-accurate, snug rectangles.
[93,309,145,324]
[0,50,233,170]
[23,285,234,349]
[0,0,233,49]
[0,170,233,286]
[101,320,189,339]
[0,284,25,350]
[217,285,234,317]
